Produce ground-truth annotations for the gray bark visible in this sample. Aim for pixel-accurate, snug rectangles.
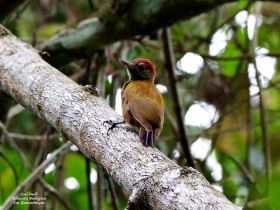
[0,24,240,210]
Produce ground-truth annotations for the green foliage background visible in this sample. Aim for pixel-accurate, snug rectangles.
[1,0,280,209]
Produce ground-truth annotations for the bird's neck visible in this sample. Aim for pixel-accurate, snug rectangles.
[129,78,154,84]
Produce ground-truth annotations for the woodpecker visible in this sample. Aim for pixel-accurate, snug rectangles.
[106,58,164,147]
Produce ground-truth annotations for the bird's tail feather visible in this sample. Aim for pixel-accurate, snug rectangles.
[139,127,155,147]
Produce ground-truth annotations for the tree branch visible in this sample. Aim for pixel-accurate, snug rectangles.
[162,27,195,168]
[37,0,228,57]
[251,2,271,195]
[38,0,279,58]
[0,24,239,209]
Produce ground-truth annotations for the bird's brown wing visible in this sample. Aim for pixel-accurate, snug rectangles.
[122,82,163,135]
[126,99,163,130]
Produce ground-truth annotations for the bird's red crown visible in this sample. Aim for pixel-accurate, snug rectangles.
[132,58,156,73]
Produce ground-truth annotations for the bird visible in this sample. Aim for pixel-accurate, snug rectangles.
[105,58,164,148]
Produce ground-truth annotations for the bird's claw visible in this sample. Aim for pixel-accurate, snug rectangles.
[103,120,113,126]
[103,120,124,135]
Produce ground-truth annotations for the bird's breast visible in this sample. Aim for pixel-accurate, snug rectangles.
[122,80,163,106]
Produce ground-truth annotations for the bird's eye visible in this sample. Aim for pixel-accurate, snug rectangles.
[138,63,145,70]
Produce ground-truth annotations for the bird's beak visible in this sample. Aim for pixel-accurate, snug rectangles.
[119,58,136,72]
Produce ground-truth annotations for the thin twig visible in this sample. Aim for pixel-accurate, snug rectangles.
[0,120,33,171]
[163,104,179,134]
[34,126,52,167]
[4,0,32,27]
[51,141,69,210]
[251,2,271,196]
[186,51,280,61]
[96,167,104,210]
[189,117,280,138]
[87,0,95,11]
[229,156,261,192]
[6,104,25,121]
[201,118,224,164]
[162,27,195,168]
[7,132,60,141]
[41,179,73,210]
[245,63,253,169]
[0,141,72,210]
[86,158,95,210]
[0,104,25,143]
[107,176,118,210]
[246,197,273,208]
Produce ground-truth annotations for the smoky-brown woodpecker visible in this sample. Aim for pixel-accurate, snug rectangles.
[106,58,164,147]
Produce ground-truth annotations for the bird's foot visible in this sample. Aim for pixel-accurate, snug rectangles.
[103,120,125,135]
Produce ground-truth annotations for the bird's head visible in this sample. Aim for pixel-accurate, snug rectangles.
[119,58,156,82]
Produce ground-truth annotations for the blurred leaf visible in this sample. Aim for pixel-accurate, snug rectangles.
[269,176,280,209]
[127,45,143,61]
[37,24,66,39]
[223,179,238,203]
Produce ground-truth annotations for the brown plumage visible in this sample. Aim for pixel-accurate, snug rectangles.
[120,58,164,147]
